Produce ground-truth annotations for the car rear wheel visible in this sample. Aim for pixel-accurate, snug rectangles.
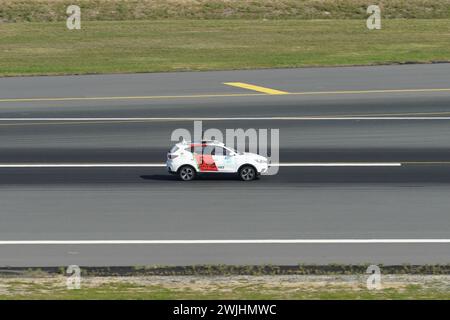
[239,165,256,181]
[178,165,196,181]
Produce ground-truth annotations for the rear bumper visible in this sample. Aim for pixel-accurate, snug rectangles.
[166,161,177,173]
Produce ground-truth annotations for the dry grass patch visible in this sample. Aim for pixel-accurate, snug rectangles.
[0,0,450,22]
[0,275,449,299]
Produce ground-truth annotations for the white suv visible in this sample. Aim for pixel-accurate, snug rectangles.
[166,140,269,181]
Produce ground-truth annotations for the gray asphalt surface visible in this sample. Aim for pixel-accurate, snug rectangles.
[0,64,449,267]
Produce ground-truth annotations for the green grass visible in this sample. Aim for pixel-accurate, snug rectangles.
[0,19,449,76]
[1,280,449,300]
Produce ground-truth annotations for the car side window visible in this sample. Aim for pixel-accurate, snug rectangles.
[202,145,215,155]
[214,147,230,156]
[188,146,202,153]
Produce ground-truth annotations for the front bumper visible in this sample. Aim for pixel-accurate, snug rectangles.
[256,162,269,174]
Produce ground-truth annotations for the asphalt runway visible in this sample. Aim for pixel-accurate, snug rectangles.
[0,64,449,267]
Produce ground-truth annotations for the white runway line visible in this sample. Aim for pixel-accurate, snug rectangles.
[273,163,401,167]
[1,117,450,121]
[0,163,401,168]
[0,163,166,168]
[0,239,449,245]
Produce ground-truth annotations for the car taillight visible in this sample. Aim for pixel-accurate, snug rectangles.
[167,154,178,160]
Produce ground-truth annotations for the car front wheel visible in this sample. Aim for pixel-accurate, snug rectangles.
[239,165,257,181]
[178,165,196,181]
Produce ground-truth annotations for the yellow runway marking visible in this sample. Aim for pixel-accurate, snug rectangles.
[0,93,266,103]
[223,82,289,95]
[291,88,450,96]
[1,87,450,103]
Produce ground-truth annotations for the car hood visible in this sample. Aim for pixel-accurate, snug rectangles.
[242,152,268,161]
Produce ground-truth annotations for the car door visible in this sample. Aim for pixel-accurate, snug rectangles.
[196,145,218,172]
[213,146,236,172]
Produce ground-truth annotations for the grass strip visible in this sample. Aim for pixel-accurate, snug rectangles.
[0,19,449,76]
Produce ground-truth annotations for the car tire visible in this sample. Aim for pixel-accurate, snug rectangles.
[178,165,196,181]
[239,165,257,181]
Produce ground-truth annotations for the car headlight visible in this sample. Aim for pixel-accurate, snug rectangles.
[255,159,268,164]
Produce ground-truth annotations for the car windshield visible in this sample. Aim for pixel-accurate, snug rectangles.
[226,147,242,155]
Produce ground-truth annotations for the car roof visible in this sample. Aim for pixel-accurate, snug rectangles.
[176,140,225,147]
